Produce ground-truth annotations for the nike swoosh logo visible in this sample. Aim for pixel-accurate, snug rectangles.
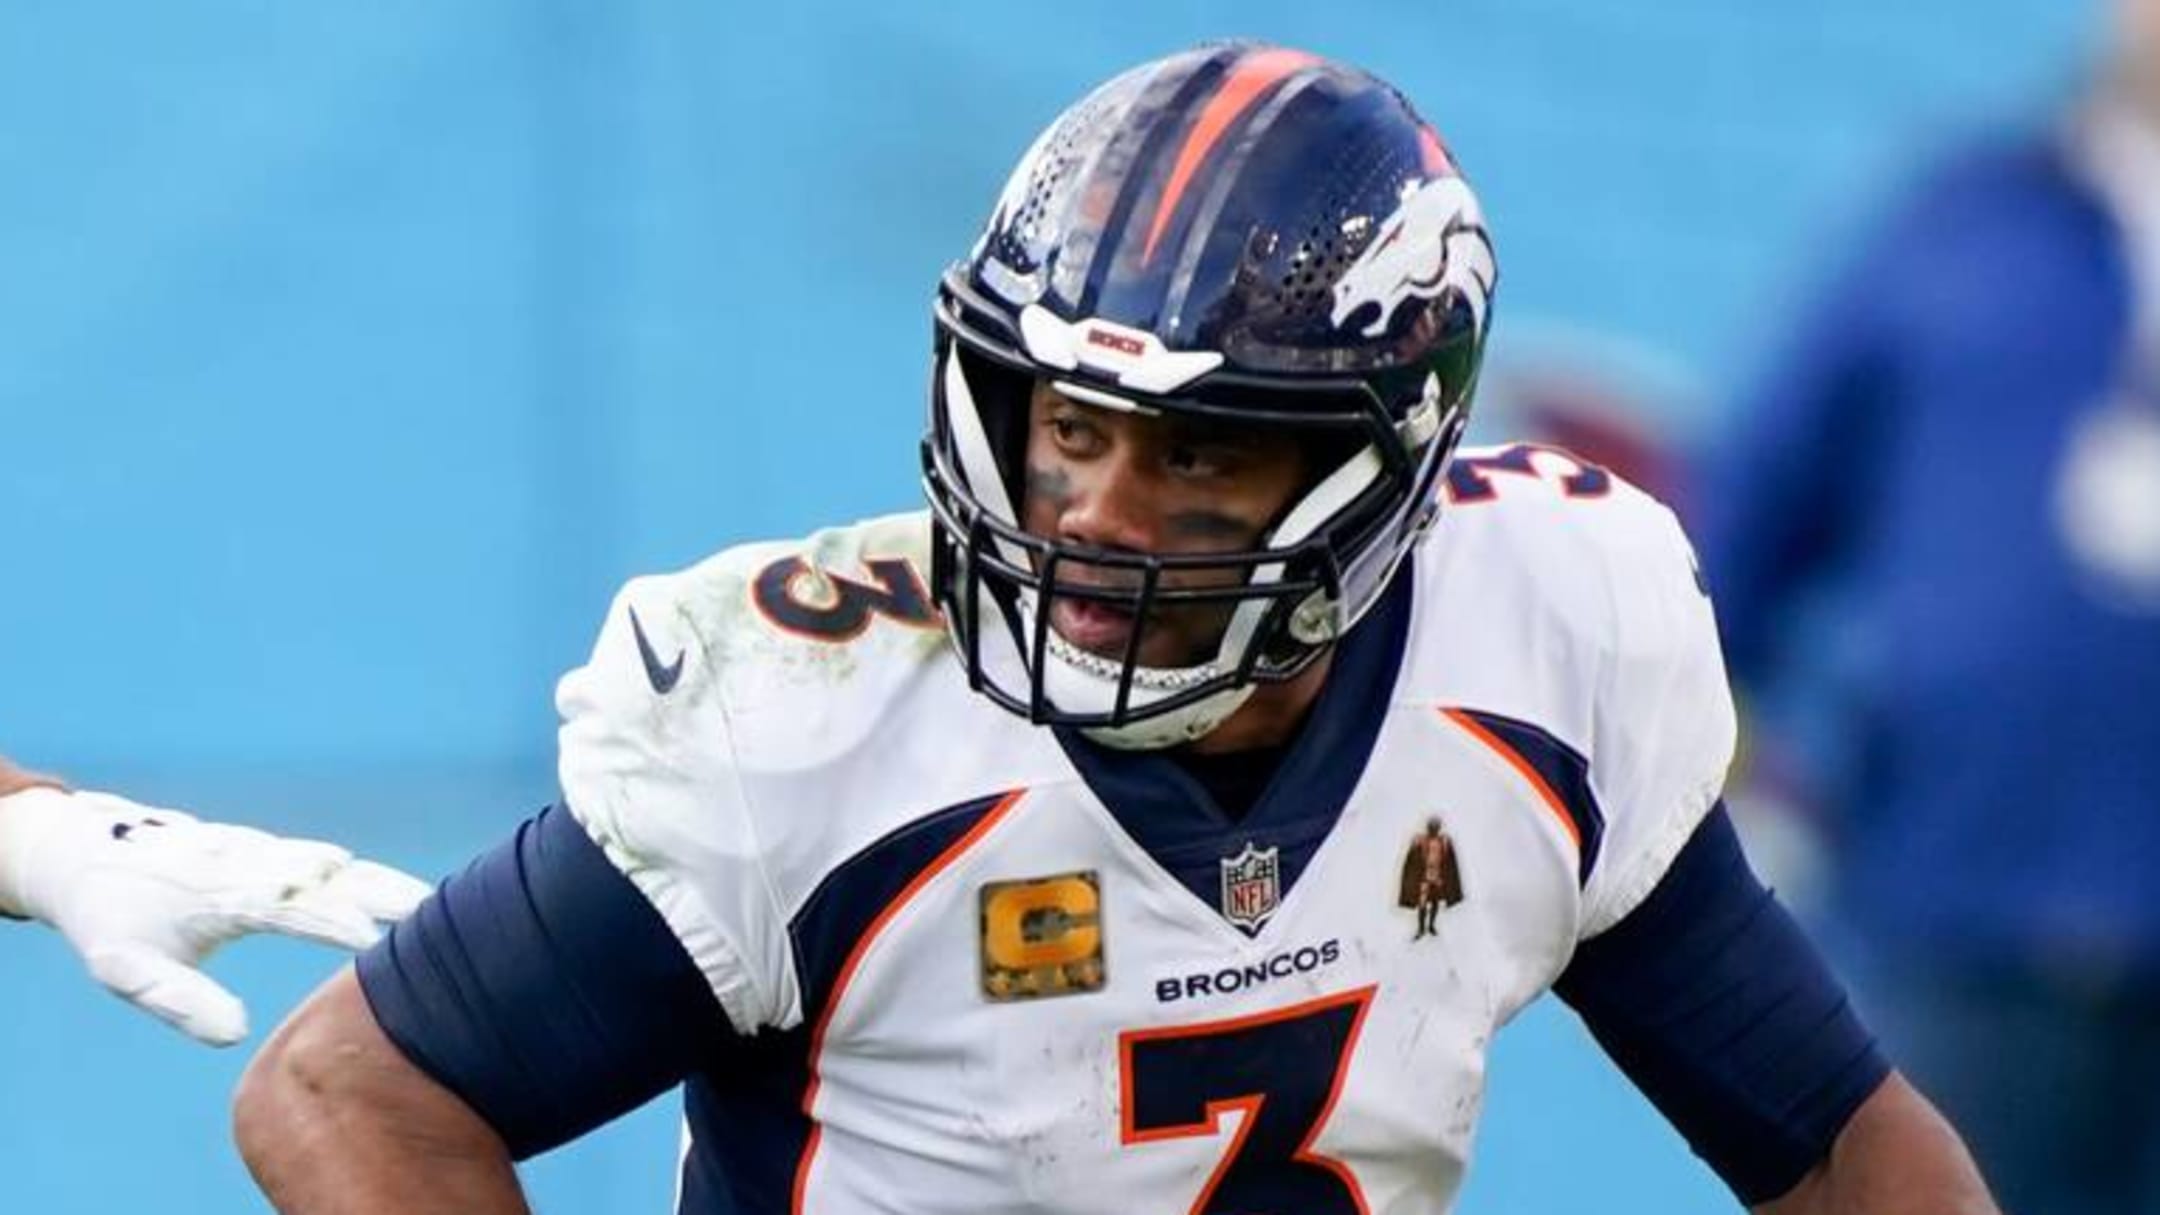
[628,606,686,695]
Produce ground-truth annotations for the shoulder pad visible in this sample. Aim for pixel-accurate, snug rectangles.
[1405,444,1735,937]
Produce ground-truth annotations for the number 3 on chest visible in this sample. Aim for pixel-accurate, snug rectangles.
[1118,985,1377,1215]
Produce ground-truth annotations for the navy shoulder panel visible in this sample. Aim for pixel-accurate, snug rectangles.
[1449,707,1604,886]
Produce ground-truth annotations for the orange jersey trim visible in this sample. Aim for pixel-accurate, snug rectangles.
[1140,48,1318,267]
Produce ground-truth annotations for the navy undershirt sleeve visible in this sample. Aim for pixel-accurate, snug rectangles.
[1554,805,1890,1205]
[355,804,738,1160]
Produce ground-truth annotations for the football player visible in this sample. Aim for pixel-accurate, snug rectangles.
[0,754,428,1046]
[233,45,1996,1213]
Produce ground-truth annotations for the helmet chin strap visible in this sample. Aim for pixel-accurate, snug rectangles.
[1014,590,1256,750]
[1045,657,1252,743]
[1079,688,1255,750]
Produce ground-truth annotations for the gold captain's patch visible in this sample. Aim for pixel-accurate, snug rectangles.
[979,870,1105,1002]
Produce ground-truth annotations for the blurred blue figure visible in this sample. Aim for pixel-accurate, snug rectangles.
[1702,5,2160,1211]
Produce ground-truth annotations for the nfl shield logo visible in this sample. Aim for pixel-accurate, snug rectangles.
[1219,842,1282,932]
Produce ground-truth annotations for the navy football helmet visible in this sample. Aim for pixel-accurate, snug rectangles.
[923,42,1496,748]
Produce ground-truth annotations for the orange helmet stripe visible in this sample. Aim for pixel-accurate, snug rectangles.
[1417,125,1453,175]
[1140,48,1319,267]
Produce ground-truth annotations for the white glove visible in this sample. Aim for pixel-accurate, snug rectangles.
[0,786,431,1047]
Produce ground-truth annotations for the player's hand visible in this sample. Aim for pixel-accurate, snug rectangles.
[0,786,431,1047]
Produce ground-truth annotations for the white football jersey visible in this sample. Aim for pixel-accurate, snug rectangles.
[557,444,1734,1214]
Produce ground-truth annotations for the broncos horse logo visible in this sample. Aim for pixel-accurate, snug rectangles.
[1330,176,1496,339]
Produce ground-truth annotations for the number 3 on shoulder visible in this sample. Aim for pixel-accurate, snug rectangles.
[751,555,942,642]
[1443,443,1611,505]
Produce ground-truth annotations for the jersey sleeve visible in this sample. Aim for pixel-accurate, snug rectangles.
[1556,805,1889,1203]
[555,572,800,1032]
[1579,499,1738,938]
[356,806,742,1159]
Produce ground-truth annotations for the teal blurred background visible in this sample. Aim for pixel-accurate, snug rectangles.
[0,2,2096,1211]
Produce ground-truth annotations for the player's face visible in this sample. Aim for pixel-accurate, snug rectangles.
[1020,381,1307,668]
